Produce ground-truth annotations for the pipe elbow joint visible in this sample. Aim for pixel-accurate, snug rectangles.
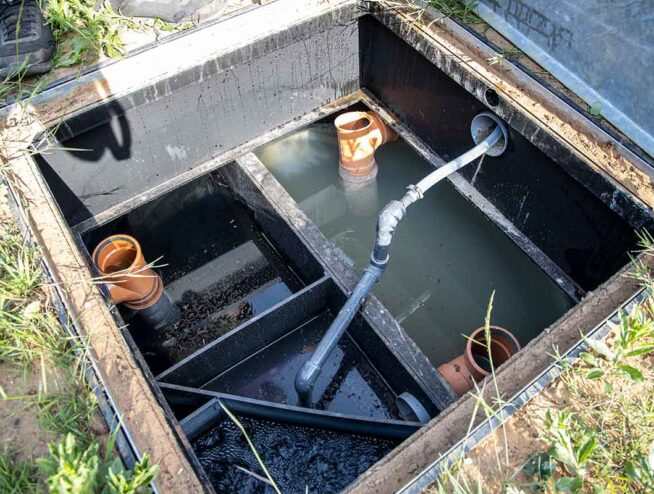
[334,111,397,182]
[294,360,322,397]
[376,200,406,246]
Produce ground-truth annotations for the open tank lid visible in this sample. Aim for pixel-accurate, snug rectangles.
[473,0,654,159]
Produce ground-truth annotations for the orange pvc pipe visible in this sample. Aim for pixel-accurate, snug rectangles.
[334,111,397,182]
[92,235,164,311]
[438,326,520,396]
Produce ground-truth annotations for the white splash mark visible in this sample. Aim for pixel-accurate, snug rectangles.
[165,144,187,161]
[516,190,529,224]
[471,154,485,185]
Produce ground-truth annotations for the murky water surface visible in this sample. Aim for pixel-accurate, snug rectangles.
[257,124,573,365]
[194,414,397,493]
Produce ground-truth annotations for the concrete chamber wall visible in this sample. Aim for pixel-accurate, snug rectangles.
[25,4,654,492]
[35,6,361,226]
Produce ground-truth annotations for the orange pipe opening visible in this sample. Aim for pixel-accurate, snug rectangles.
[92,235,164,311]
[437,326,520,396]
[334,111,397,182]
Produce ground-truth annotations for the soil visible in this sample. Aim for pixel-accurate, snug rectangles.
[0,364,55,461]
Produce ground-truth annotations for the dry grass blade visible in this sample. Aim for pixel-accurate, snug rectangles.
[218,400,282,494]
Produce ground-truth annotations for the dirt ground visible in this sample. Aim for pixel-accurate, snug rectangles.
[0,364,56,461]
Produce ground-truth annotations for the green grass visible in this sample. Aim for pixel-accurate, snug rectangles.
[38,388,99,449]
[0,208,158,491]
[0,447,40,493]
[43,0,131,68]
[0,229,75,368]
[427,0,481,24]
[0,233,41,300]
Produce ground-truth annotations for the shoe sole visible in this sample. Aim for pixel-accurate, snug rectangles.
[0,46,53,78]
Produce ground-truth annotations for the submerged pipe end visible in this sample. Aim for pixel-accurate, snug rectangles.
[470,112,509,157]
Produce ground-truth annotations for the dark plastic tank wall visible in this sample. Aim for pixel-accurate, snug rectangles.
[359,16,640,291]
[35,7,360,226]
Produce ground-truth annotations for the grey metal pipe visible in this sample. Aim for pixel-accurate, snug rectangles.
[295,118,508,407]
[295,264,384,404]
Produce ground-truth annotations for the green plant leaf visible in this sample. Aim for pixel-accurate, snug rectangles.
[589,103,602,117]
[624,460,641,483]
[624,345,654,358]
[576,436,597,465]
[555,476,583,492]
[586,339,614,361]
[585,369,605,380]
[619,364,643,382]
[579,352,597,366]
[523,452,556,481]
[548,444,576,470]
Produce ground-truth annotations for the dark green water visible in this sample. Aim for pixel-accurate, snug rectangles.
[256,125,573,366]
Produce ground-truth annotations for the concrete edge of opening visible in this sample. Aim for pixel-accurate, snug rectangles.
[0,1,652,492]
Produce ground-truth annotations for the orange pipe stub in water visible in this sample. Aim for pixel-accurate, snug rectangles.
[334,111,397,182]
[438,326,520,396]
[92,234,163,311]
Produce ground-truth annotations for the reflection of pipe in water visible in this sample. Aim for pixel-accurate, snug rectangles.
[257,124,334,181]
[338,176,379,217]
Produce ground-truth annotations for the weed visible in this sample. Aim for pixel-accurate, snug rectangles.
[542,409,598,492]
[44,0,130,68]
[145,17,196,40]
[0,447,40,493]
[427,0,481,24]
[38,433,99,493]
[487,47,523,66]
[580,300,654,383]
[37,433,157,494]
